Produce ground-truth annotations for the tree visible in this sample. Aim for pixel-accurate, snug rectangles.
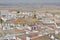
[0,18,4,23]
[17,11,20,13]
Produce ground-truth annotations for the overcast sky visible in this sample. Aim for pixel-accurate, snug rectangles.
[0,0,60,5]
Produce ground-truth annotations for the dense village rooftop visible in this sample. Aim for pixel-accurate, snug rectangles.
[0,9,60,40]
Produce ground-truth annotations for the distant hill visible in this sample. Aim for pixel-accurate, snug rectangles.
[0,1,60,13]
[0,2,60,6]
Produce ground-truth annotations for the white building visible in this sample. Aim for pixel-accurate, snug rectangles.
[0,10,9,16]
[4,34,16,40]
[18,12,32,18]
[1,10,18,21]
[55,14,60,18]
[36,13,45,19]
[46,13,53,17]
[42,18,54,23]
[2,22,15,30]
[26,36,31,40]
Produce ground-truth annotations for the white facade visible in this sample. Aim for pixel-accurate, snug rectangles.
[50,35,55,39]
[0,10,9,16]
[2,22,15,30]
[42,18,54,23]
[46,13,53,17]
[55,15,60,18]
[0,10,18,21]
[16,37,22,40]
[26,37,31,40]
[4,34,16,40]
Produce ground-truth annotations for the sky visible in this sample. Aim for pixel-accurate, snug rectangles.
[0,0,60,6]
